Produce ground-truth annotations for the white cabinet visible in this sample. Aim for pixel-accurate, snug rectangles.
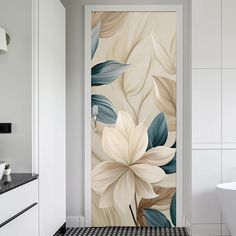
[222,69,236,143]
[0,205,38,236]
[222,0,236,68]
[32,0,66,235]
[192,0,221,68]
[0,179,38,236]
[192,69,221,144]
[0,180,38,225]
[0,0,65,235]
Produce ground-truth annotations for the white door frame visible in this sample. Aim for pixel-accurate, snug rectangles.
[84,4,184,227]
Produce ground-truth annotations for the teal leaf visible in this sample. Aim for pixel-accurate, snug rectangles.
[91,23,101,59]
[91,94,117,124]
[161,141,176,174]
[144,208,171,227]
[161,155,176,174]
[92,60,129,86]
[147,112,168,150]
[170,193,176,226]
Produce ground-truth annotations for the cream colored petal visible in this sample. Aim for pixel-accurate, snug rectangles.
[92,161,128,194]
[130,164,166,184]
[129,122,148,164]
[113,169,135,212]
[153,76,176,115]
[102,127,129,164]
[123,36,152,97]
[166,115,176,132]
[91,12,128,38]
[137,146,176,166]
[99,180,117,208]
[107,12,153,63]
[91,12,105,28]
[135,177,158,199]
[170,33,176,69]
[92,190,122,226]
[116,111,135,139]
[154,173,176,188]
[153,76,176,131]
[100,12,128,38]
[152,34,176,75]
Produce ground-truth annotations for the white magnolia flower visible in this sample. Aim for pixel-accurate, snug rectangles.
[92,111,175,211]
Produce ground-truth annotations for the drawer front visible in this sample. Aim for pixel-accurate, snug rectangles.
[0,205,38,236]
[0,179,38,225]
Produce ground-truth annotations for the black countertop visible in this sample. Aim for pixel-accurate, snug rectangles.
[0,173,38,195]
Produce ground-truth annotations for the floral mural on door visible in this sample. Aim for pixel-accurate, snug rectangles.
[91,11,177,227]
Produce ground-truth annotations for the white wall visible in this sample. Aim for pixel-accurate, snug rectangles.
[0,0,32,172]
[61,0,191,227]
[192,0,236,235]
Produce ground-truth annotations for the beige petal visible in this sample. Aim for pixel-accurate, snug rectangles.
[123,36,152,97]
[165,115,176,132]
[153,76,176,131]
[92,161,128,194]
[102,127,129,164]
[129,122,148,164]
[91,12,128,38]
[131,164,166,184]
[107,12,153,63]
[113,169,135,212]
[137,186,176,214]
[92,190,122,226]
[170,33,176,69]
[91,12,105,28]
[152,34,176,75]
[137,146,176,166]
[135,177,158,199]
[116,111,135,140]
[99,180,117,208]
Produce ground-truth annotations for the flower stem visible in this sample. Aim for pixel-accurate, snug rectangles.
[129,205,137,227]
[134,193,138,211]
[134,193,139,226]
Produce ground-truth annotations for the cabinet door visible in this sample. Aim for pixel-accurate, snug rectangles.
[192,0,221,68]
[222,0,236,68]
[0,205,38,236]
[38,0,66,235]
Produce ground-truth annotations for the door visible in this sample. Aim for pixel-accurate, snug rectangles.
[85,5,183,227]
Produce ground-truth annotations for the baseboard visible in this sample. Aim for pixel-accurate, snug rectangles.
[192,224,231,236]
[66,216,85,227]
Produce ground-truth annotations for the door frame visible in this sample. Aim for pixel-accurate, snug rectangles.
[84,4,190,227]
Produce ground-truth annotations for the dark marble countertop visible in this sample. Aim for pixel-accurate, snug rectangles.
[0,173,38,195]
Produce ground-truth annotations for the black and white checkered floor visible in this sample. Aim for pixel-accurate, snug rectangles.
[56,227,189,236]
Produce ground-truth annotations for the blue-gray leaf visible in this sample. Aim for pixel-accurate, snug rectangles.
[161,155,176,174]
[91,23,101,59]
[147,112,168,150]
[170,193,176,226]
[91,94,117,124]
[92,60,129,86]
[144,208,171,227]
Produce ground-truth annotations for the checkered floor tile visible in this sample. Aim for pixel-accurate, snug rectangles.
[56,227,189,236]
